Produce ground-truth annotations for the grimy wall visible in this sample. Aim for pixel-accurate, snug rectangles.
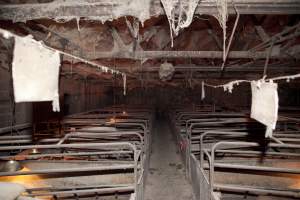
[0,66,111,128]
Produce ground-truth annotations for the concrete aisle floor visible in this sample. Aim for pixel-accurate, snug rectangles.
[144,119,194,200]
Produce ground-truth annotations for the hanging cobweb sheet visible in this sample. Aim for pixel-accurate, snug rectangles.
[160,0,228,55]
[215,0,228,61]
[12,36,61,112]
[160,0,200,46]
[250,81,279,137]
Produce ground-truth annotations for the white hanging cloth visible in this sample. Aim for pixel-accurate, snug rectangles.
[250,80,279,137]
[201,81,205,100]
[12,36,61,112]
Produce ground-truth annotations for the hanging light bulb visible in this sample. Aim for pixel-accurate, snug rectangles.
[108,118,116,124]
[30,148,40,155]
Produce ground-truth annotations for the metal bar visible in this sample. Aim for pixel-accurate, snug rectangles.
[0,135,31,140]
[27,184,132,191]
[212,141,300,150]
[251,22,300,51]
[0,142,136,151]
[56,132,145,155]
[0,164,135,177]
[0,151,133,160]
[263,39,275,77]
[214,184,300,198]
[213,163,300,174]
[270,135,284,144]
[203,149,300,157]
[0,140,33,145]
[208,141,300,194]
[28,186,135,197]
[82,50,291,60]
[221,9,240,71]
[0,123,31,134]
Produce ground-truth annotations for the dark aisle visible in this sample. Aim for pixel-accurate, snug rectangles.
[144,119,194,200]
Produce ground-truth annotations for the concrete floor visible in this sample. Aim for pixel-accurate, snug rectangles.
[144,119,194,200]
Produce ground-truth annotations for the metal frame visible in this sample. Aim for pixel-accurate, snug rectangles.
[171,107,300,200]
[0,107,154,200]
[0,142,142,199]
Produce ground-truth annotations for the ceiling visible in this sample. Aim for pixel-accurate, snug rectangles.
[0,0,299,89]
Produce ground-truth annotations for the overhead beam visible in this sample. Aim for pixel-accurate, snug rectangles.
[125,65,300,73]
[108,63,299,74]
[0,0,299,22]
[82,50,296,59]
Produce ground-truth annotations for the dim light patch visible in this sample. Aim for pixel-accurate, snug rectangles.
[0,167,47,188]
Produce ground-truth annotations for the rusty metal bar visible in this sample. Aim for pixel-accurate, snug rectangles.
[82,50,293,60]
[214,184,300,198]
[0,164,135,177]
[0,123,31,134]
[28,186,135,197]
[221,9,240,71]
